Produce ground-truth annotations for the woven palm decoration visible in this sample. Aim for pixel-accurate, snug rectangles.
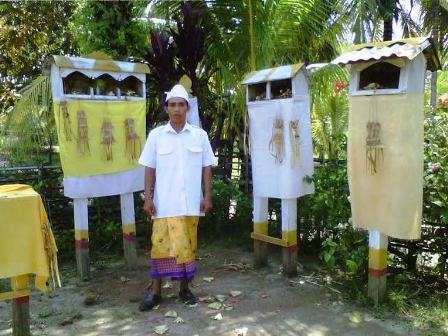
[289,120,300,167]
[101,119,115,161]
[366,121,383,174]
[124,118,141,161]
[60,101,74,141]
[269,116,285,164]
[76,110,90,155]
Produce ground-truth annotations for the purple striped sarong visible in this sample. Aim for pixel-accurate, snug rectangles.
[150,257,196,281]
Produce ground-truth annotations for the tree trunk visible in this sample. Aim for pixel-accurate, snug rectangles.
[430,2,440,109]
[383,19,393,41]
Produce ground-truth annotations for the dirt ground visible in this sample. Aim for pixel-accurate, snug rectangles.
[0,247,420,336]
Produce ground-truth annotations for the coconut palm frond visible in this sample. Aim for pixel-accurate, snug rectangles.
[1,75,54,164]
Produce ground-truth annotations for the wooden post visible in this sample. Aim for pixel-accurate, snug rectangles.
[253,196,268,268]
[11,275,30,336]
[281,198,298,277]
[120,193,138,269]
[74,198,90,281]
[368,230,388,305]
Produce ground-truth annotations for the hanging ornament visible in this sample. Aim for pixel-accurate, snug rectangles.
[101,119,115,161]
[269,116,285,164]
[289,120,300,167]
[60,101,74,141]
[76,110,90,155]
[124,118,141,161]
[366,121,384,174]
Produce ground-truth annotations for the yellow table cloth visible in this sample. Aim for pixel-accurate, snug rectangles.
[0,184,60,292]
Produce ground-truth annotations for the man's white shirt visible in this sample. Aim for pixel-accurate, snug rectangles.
[139,122,215,219]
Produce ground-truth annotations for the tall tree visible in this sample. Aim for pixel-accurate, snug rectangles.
[70,0,149,60]
[0,0,77,114]
[419,0,448,107]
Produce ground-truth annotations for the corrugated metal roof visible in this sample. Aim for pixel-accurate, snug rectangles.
[53,55,150,74]
[331,37,440,72]
[241,63,304,85]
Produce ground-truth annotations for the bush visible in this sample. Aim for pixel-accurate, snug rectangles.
[199,176,252,245]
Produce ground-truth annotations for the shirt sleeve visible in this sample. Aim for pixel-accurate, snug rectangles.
[138,130,157,168]
[202,131,216,167]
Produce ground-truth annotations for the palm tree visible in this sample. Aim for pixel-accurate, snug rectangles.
[419,0,448,107]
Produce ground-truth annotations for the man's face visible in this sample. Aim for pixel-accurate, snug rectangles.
[165,97,189,124]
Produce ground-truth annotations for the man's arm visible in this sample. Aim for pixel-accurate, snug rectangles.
[201,165,212,213]
[144,167,156,216]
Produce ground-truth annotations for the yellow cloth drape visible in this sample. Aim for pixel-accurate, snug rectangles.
[53,99,146,177]
[151,216,199,264]
[348,94,423,240]
[0,184,61,292]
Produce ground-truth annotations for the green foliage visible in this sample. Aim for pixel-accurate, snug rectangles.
[422,106,448,276]
[70,0,149,60]
[1,75,56,165]
[0,0,77,113]
[199,177,252,244]
[310,65,349,162]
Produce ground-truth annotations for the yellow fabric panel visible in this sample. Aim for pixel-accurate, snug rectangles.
[0,185,60,292]
[368,248,387,270]
[348,94,423,240]
[75,230,89,241]
[53,100,146,177]
[253,222,268,234]
[122,223,136,234]
[151,217,199,264]
[282,230,297,246]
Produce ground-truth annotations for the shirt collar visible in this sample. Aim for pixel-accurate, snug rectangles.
[164,121,192,134]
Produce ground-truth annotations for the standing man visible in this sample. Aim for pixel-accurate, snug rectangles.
[138,84,215,311]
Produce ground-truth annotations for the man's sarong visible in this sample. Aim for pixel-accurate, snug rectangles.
[150,216,199,281]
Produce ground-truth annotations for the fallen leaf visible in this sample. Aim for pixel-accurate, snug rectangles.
[203,277,215,283]
[349,311,363,324]
[166,293,177,299]
[233,327,248,336]
[153,324,169,335]
[212,313,223,320]
[223,304,233,311]
[187,303,198,308]
[215,294,226,302]
[120,276,130,283]
[208,302,222,310]
[229,290,242,297]
[174,316,184,324]
[153,305,160,310]
[198,296,214,303]
[164,310,177,318]
[261,294,270,299]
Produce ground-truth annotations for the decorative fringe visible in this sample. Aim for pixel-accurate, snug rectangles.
[289,120,300,167]
[124,118,141,161]
[60,101,74,141]
[366,121,384,174]
[41,219,61,290]
[101,119,115,161]
[76,110,90,155]
[269,116,285,164]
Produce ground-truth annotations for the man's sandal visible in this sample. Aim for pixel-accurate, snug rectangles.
[179,289,197,305]
[139,292,162,311]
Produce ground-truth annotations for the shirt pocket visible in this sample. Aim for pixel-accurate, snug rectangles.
[156,146,174,167]
[186,146,203,166]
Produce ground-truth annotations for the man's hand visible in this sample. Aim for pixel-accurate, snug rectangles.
[144,198,156,216]
[200,195,213,213]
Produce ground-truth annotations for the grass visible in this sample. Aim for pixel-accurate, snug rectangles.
[339,270,448,336]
